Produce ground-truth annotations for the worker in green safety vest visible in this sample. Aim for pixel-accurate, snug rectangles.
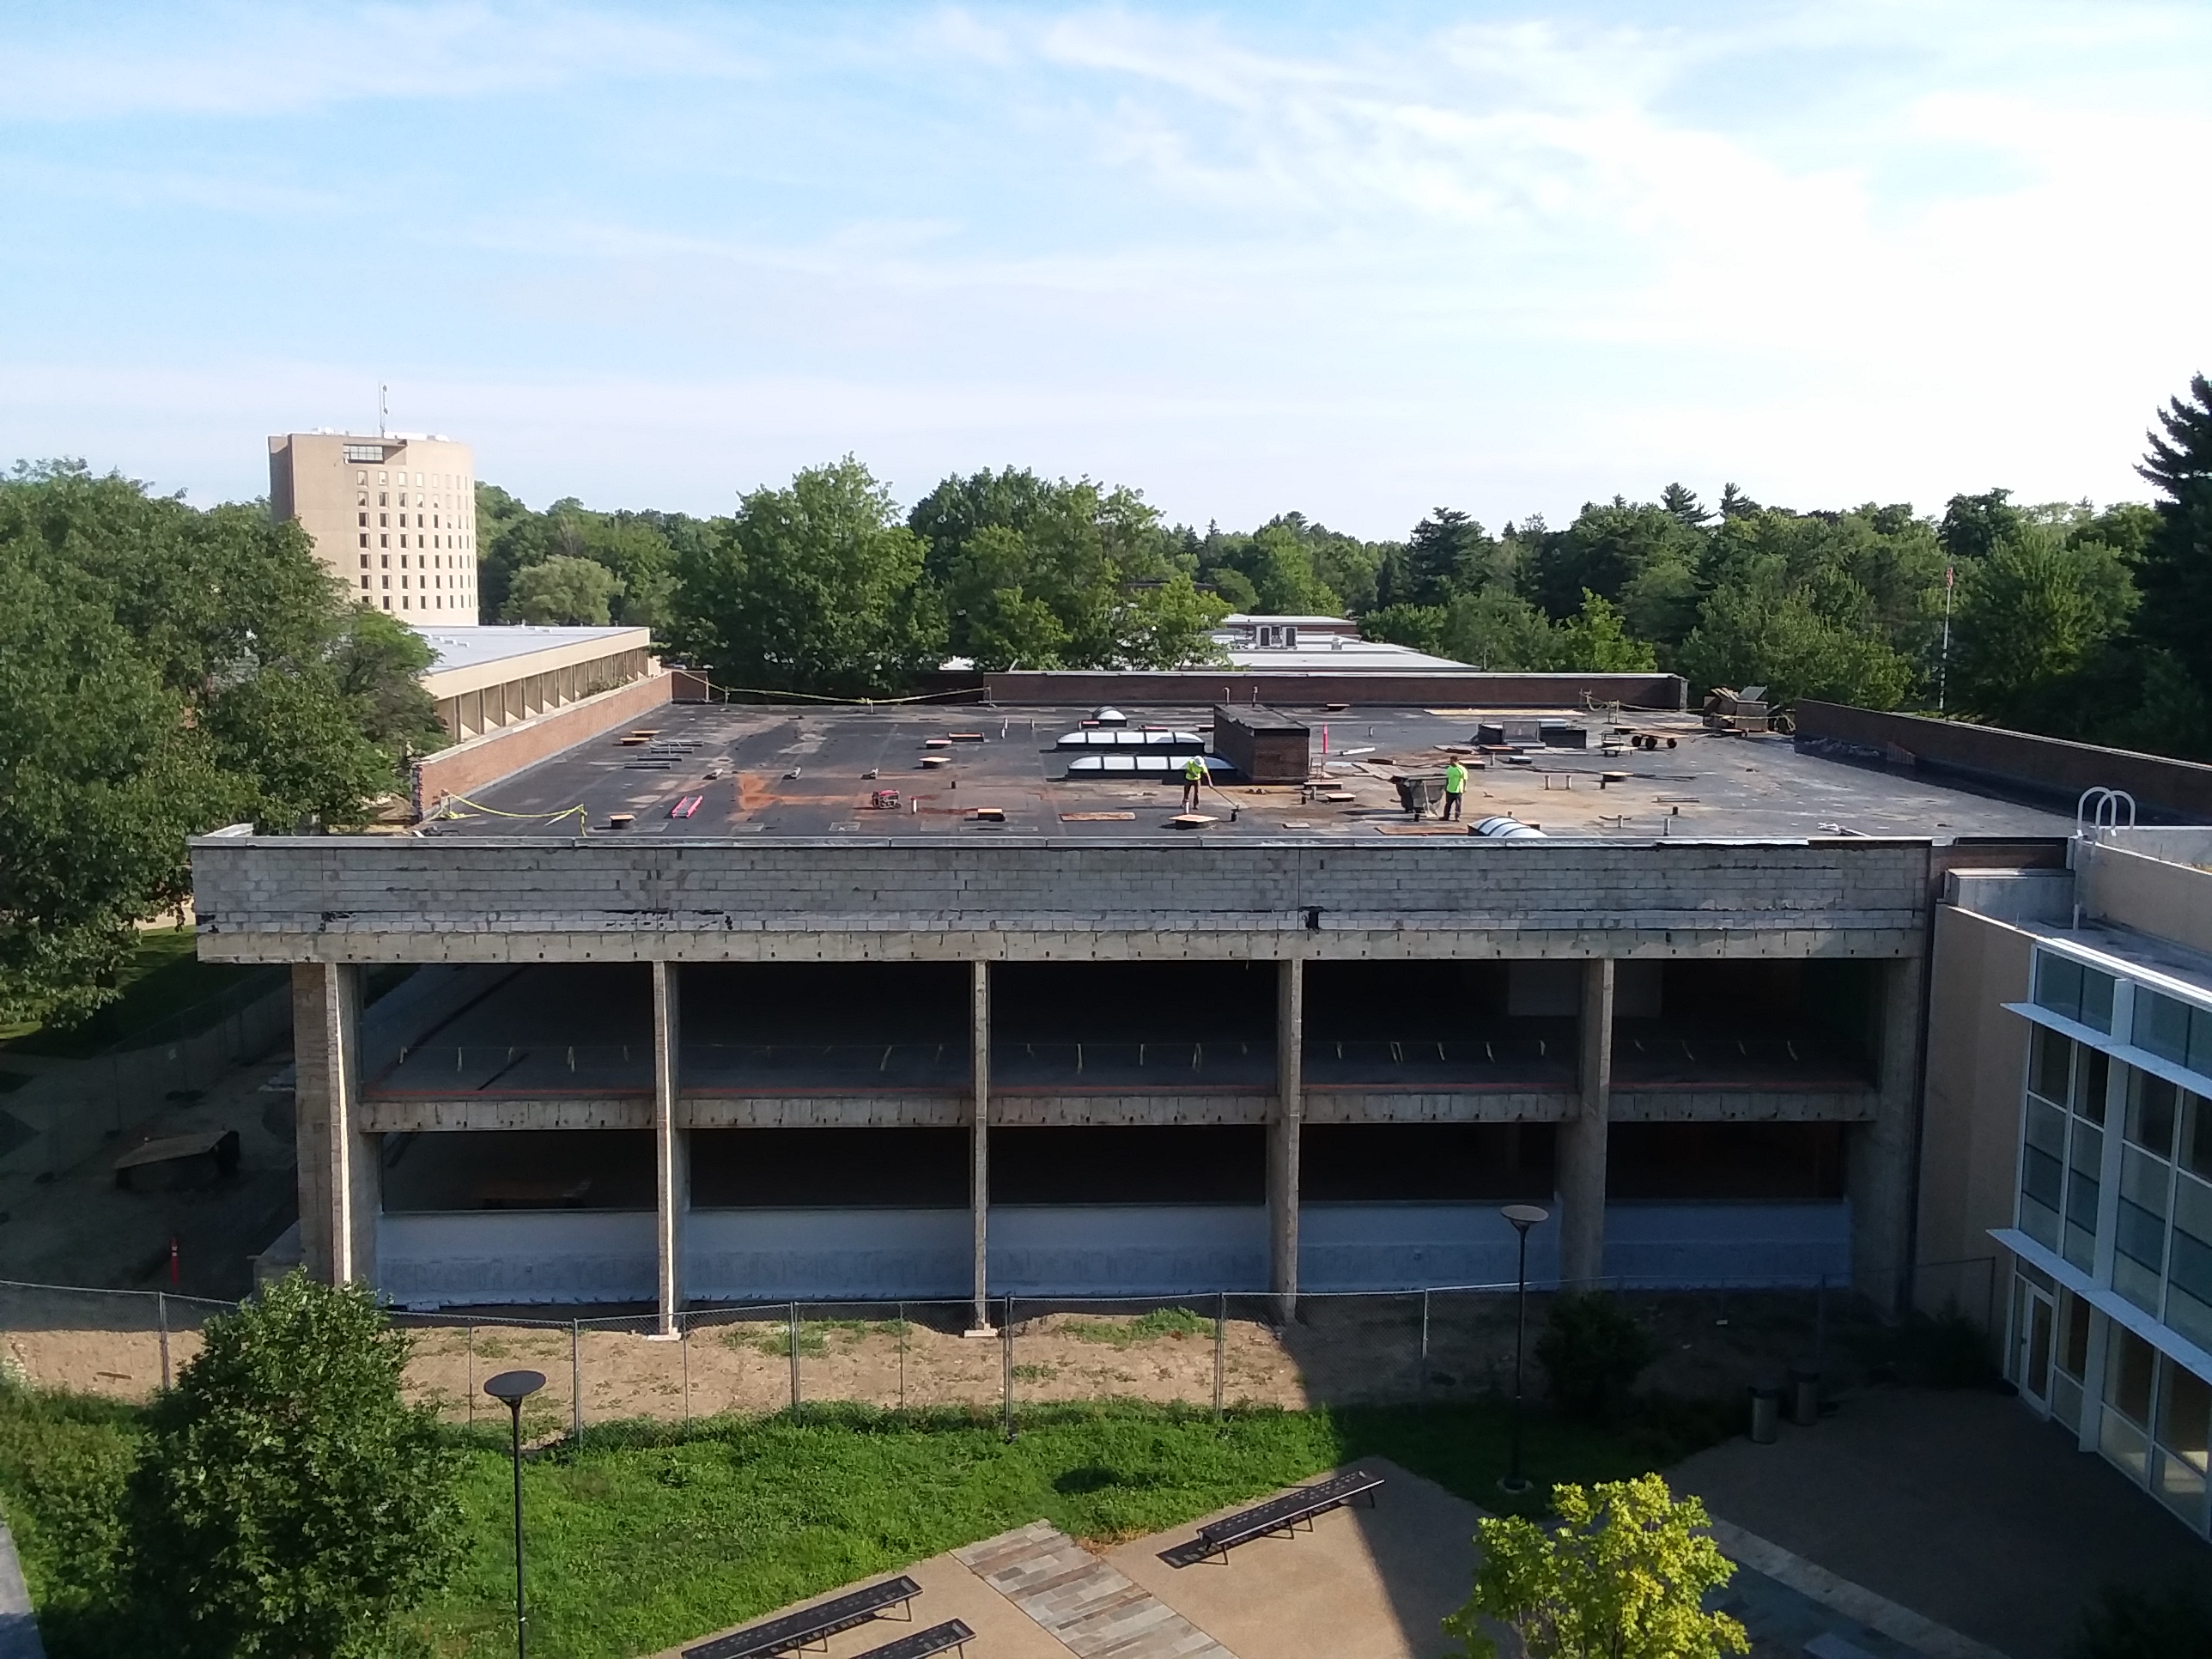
[1441,757,1468,821]
[1182,754,1205,811]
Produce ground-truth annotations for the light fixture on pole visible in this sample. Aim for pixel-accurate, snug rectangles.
[1498,1203,1549,1496]
[483,1369,546,1659]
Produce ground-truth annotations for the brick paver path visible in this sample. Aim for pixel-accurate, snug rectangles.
[955,1522,1237,1659]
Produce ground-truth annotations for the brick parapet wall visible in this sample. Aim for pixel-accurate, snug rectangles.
[410,672,673,817]
[1795,700,2212,823]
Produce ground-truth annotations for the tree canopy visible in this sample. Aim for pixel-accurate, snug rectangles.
[0,464,436,1027]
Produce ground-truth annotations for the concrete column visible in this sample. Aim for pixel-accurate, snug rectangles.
[1559,958,1613,1288]
[969,960,993,1334]
[652,961,685,1335]
[291,961,376,1285]
[1270,957,1304,1323]
[1850,955,1925,1312]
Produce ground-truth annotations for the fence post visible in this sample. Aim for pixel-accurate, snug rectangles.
[1420,1288,1431,1366]
[570,1320,582,1444]
[1000,1295,1015,1442]
[1213,1291,1225,1422]
[788,1302,801,1412]
[466,1320,476,1427]
[157,1291,171,1392]
[681,1314,691,1425]
[897,1301,907,1413]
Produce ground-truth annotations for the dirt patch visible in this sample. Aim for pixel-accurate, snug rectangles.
[0,1288,1895,1425]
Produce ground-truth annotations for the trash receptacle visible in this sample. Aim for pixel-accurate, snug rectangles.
[1749,1383,1781,1444]
[1788,1363,1820,1426]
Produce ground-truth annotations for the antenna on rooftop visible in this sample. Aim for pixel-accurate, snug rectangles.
[378,383,388,438]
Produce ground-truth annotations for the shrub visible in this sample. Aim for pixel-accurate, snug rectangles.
[127,1272,465,1659]
[1535,1294,1660,1423]
[2068,1580,2212,1659]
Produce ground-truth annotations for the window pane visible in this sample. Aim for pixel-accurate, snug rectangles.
[2157,1360,2210,1473]
[2081,1048,2111,1124]
[2185,1095,2212,1182]
[2029,1027,2073,1106]
[2081,969,2116,1034]
[2139,991,2191,1066]
[2110,1328,2157,1425]
[2130,1071,2180,1158]
[2059,1289,2092,1380]
[2101,1407,2151,1480]
[2038,955,2086,1022]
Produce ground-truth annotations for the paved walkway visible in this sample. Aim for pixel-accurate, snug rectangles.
[957,1522,1233,1659]
[1672,1385,2212,1659]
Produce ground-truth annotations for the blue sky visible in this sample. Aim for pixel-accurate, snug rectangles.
[3,2,2208,538]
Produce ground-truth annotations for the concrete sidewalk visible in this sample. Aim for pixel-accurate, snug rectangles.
[1671,1385,2212,1659]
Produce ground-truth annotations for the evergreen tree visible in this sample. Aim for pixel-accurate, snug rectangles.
[2132,374,2212,709]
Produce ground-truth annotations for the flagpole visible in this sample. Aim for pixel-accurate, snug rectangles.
[1939,564,1953,712]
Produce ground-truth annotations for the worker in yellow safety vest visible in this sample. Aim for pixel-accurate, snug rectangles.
[1182,755,1205,811]
[1441,757,1468,821]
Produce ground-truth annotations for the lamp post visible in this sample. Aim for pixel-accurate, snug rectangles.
[483,1369,546,1659]
[1498,1204,1549,1496]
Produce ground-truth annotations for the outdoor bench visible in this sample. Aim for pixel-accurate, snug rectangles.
[1164,1469,1385,1567]
[684,1575,922,1659]
[854,1618,975,1659]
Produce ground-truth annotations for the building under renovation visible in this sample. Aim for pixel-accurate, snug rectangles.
[195,678,2115,1326]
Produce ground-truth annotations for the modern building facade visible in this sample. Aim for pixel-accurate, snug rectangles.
[1929,827,2212,1541]
[268,430,480,624]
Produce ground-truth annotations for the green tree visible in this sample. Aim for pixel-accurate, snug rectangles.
[1553,591,1658,672]
[1382,507,1498,609]
[1443,1475,1747,1659]
[910,465,1215,669]
[679,457,945,696]
[128,1273,464,1658]
[2132,374,2212,712]
[1362,602,1450,656]
[1441,588,1559,670]
[331,608,448,764]
[1,464,406,1024]
[1525,500,1705,620]
[505,552,625,625]
[1950,522,2135,726]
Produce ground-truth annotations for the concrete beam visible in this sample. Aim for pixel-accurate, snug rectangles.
[292,963,377,1285]
[970,960,992,1334]
[1270,958,1303,1322]
[1607,1088,1881,1123]
[653,961,684,1335]
[1850,955,1925,1312]
[203,925,1931,967]
[680,1096,966,1129]
[988,1093,1273,1126]
[1301,1091,1574,1123]
[1559,958,1613,1289]
[360,1096,649,1133]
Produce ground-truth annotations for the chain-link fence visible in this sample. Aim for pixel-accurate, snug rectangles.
[0,1264,2000,1448]
[0,974,291,1181]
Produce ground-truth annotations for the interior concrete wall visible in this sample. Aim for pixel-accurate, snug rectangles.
[686,1207,970,1302]
[1601,1200,1851,1288]
[379,1210,658,1307]
[1915,905,2035,1316]
[988,1205,1270,1296]
[1298,1200,1564,1291]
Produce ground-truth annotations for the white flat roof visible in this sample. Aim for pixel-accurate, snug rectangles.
[1223,640,1473,672]
[415,625,646,675]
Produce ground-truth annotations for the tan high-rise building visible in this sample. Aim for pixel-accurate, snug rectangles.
[269,431,482,626]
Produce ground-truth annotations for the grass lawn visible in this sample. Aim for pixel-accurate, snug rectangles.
[0,1388,1729,1659]
[0,927,283,1057]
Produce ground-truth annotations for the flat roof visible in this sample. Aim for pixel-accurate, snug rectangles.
[1224,640,1474,672]
[420,701,2079,842]
[415,625,647,676]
